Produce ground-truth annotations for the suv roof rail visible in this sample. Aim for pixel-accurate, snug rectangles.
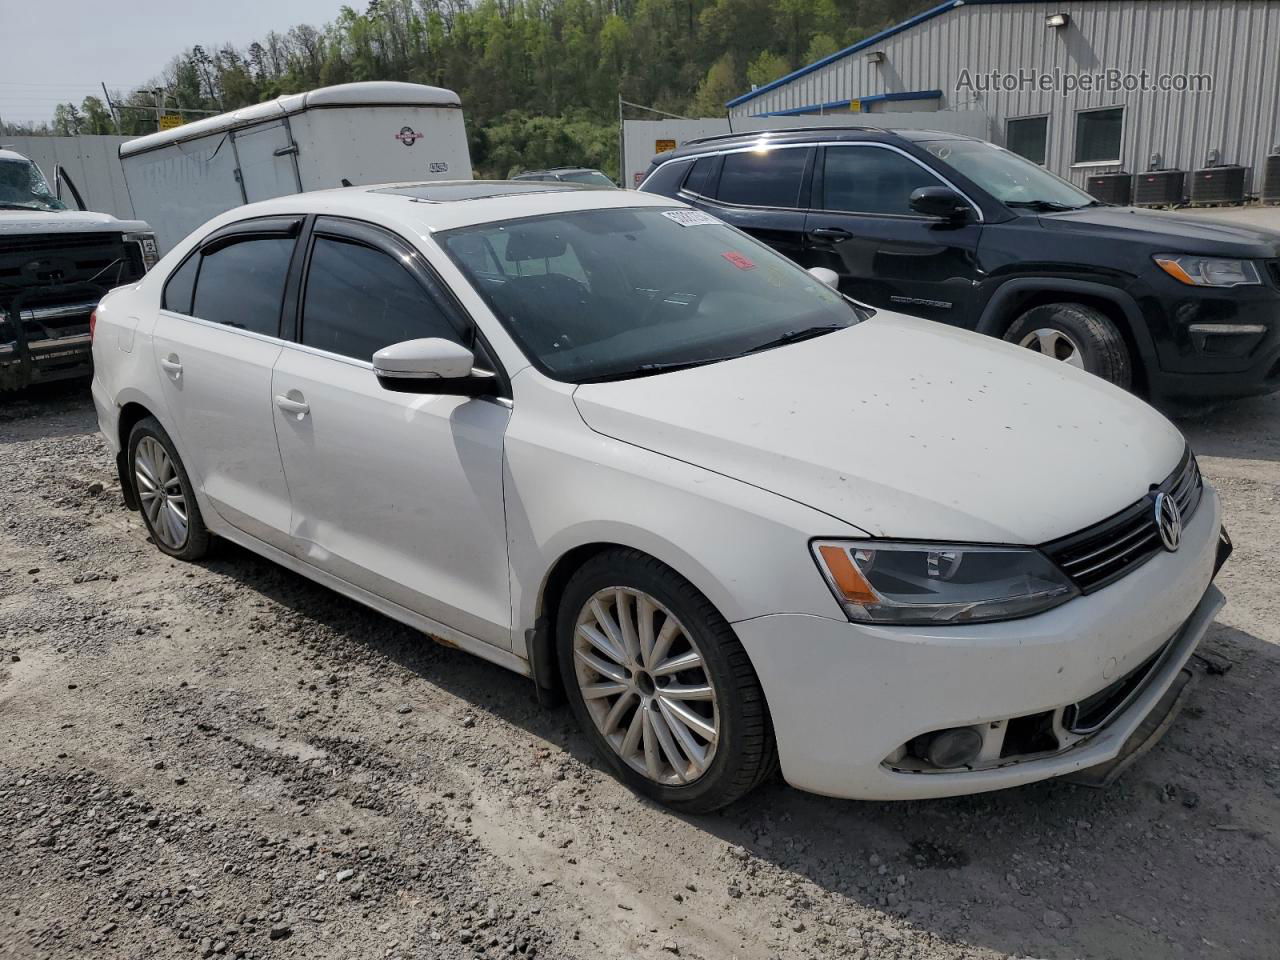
[681,125,884,147]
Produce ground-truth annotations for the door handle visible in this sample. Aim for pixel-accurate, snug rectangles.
[809,227,853,241]
[160,355,182,378]
[275,395,310,418]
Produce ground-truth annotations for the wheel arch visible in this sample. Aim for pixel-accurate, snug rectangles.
[977,278,1157,394]
[114,399,159,511]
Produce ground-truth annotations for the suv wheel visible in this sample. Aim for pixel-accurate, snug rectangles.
[1004,302,1132,389]
[556,548,777,813]
[128,417,210,561]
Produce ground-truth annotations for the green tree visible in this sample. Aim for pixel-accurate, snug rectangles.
[746,50,790,89]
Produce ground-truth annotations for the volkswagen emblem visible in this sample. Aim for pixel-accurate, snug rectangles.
[1153,491,1182,552]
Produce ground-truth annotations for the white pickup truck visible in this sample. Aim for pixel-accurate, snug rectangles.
[1,149,157,391]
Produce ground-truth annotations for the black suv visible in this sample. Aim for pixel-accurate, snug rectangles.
[639,127,1280,401]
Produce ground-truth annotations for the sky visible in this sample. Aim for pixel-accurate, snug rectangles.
[0,0,348,125]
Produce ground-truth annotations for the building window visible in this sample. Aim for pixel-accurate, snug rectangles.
[1006,116,1048,165]
[1074,107,1123,164]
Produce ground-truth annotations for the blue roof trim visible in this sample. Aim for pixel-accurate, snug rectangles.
[754,89,942,117]
[725,0,961,108]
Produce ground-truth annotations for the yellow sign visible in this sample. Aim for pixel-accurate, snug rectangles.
[849,100,862,113]
[159,114,184,130]
[655,139,677,153]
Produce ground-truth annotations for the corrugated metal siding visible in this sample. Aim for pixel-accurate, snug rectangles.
[730,1,1280,189]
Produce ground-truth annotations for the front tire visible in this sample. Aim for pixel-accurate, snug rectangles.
[1004,302,1132,389]
[128,417,209,561]
[556,548,777,813]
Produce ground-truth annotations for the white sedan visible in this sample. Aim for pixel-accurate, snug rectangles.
[91,182,1230,812]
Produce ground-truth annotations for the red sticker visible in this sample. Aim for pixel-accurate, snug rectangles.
[722,251,756,270]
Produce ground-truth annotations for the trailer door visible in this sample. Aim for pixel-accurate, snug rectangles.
[234,121,302,202]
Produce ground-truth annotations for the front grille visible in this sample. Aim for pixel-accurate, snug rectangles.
[1063,635,1174,733]
[1043,448,1203,593]
[0,232,141,305]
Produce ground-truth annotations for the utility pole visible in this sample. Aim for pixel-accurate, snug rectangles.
[153,88,165,132]
[101,82,123,135]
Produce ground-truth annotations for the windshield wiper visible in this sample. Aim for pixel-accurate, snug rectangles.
[740,324,848,356]
[1006,199,1087,212]
[576,356,735,383]
[0,201,49,211]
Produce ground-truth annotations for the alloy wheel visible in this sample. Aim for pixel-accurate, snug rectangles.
[572,587,719,786]
[134,436,189,549]
[1018,327,1086,368]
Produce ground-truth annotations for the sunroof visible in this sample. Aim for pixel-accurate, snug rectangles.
[373,181,588,202]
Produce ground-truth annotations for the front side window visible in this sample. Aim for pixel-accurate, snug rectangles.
[301,235,460,362]
[190,236,294,336]
[716,148,809,208]
[1006,116,1048,165]
[440,206,865,383]
[820,146,947,215]
[1074,107,1123,164]
[922,138,1094,210]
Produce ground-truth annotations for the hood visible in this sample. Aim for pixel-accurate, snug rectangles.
[0,209,151,236]
[572,314,1185,544]
[1038,205,1280,258]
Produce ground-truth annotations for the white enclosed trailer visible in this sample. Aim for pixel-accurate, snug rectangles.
[120,82,470,251]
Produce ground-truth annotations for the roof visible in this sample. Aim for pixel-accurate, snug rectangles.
[726,0,1089,109]
[164,181,682,246]
[0,149,31,162]
[120,82,461,158]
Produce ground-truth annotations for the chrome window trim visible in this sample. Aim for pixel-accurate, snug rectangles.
[157,309,289,347]
[648,140,984,223]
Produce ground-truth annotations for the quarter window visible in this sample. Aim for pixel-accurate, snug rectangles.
[162,253,199,315]
[1006,116,1048,165]
[300,235,460,362]
[1074,107,1123,164]
[717,148,809,208]
[190,236,294,336]
[820,146,947,215]
[683,156,719,197]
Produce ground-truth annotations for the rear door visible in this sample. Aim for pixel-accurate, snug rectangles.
[679,147,813,265]
[234,121,302,202]
[151,217,301,548]
[801,143,983,326]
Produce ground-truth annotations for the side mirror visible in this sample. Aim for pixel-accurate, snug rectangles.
[910,186,971,221]
[807,266,840,289]
[372,338,497,397]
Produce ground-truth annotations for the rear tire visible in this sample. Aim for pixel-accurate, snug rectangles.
[1004,302,1132,389]
[127,417,209,561]
[556,548,777,813]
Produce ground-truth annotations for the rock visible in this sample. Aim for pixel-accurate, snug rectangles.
[336,868,355,882]
[1042,909,1069,929]
[87,481,104,496]
[461,714,476,728]
[268,925,292,941]
[397,704,412,714]
[727,885,742,899]
[661,941,680,955]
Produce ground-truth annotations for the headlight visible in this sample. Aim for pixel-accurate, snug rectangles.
[123,231,160,272]
[1154,255,1260,287]
[811,540,1078,625]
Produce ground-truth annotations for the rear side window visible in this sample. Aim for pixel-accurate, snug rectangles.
[717,148,809,208]
[162,254,199,315]
[300,236,460,362]
[639,158,691,196]
[190,237,294,336]
[820,146,946,215]
[683,156,719,197]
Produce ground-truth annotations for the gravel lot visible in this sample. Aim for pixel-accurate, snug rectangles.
[2,384,1278,960]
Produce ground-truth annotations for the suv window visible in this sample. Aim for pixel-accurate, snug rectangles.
[190,236,294,336]
[717,148,809,208]
[162,253,199,315]
[683,156,718,196]
[641,158,691,195]
[820,146,947,215]
[301,235,460,362]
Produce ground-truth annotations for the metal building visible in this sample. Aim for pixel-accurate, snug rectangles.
[726,0,1280,193]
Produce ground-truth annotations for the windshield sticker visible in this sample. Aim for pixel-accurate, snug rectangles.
[661,209,720,227]
[722,251,756,270]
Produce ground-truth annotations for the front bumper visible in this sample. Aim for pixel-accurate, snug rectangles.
[734,486,1223,800]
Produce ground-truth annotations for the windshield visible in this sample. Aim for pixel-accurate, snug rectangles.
[922,139,1095,209]
[440,207,865,383]
[0,158,66,211]
[558,170,616,188]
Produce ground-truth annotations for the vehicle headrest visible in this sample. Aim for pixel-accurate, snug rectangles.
[504,227,567,261]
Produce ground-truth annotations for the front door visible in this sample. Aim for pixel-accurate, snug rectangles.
[801,144,983,327]
[270,218,512,647]
[151,221,299,548]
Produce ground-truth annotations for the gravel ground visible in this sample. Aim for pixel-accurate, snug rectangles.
[1,384,1278,960]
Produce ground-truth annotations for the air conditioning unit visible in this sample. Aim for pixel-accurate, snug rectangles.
[1189,165,1248,206]
[1085,172,1131,205]
[1261,154,1280,205]
[1133,170,1185,207]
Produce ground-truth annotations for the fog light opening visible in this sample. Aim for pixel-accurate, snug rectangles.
[911,726,984,769]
